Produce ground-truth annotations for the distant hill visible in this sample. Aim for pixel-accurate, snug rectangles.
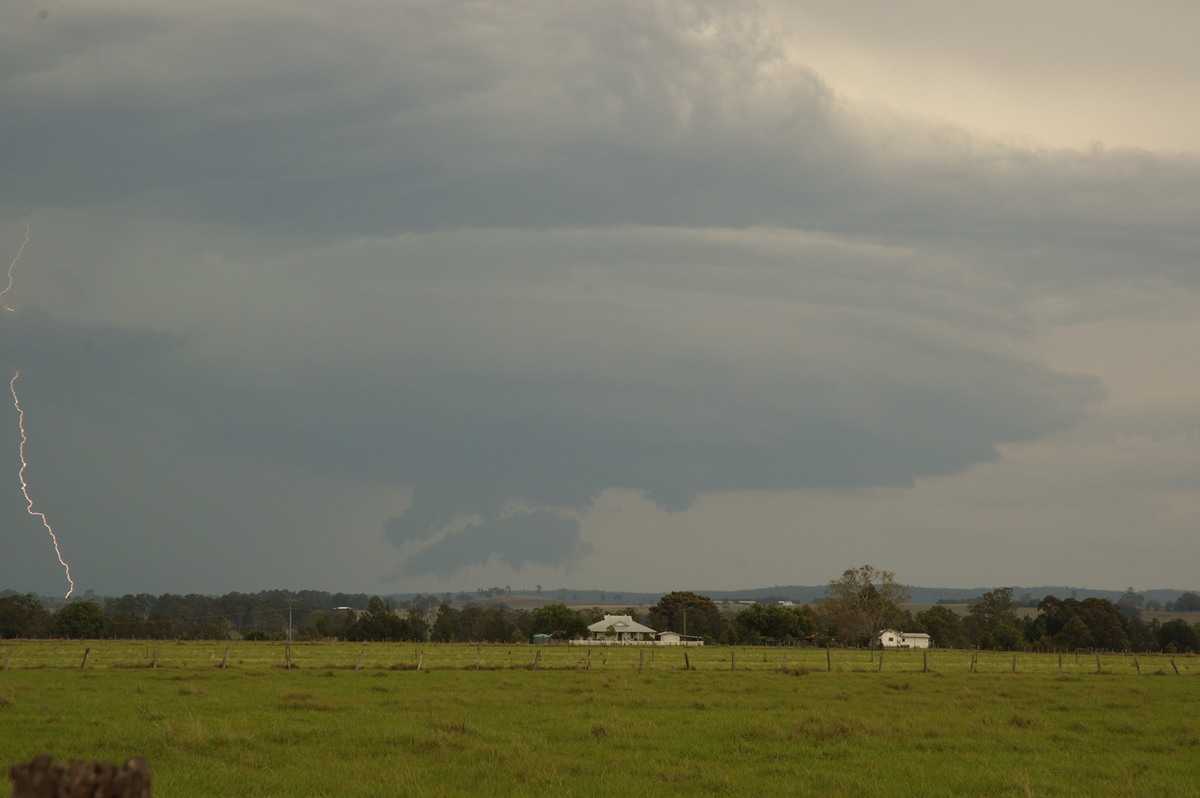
[388,584,1196,607]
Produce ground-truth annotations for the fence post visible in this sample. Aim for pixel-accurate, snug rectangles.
[476,646,481,671]
[221,647,229,669]
[4,648,12,670]
[151,647,158,669]
[9,755,151,798]
[80,648,90,670]
[683,650,691,671]
[355,648,366,670]
[639,648,644,671]
[731,649,736,671]
[877,652,884,672]
[781,651,788,672]
[1011,655,1017,673]
[923,650,928,674]
[417,650,424,670]
[285,646,292,670]
[1095,654,1102,674]
[1171,658,1180,675]
[1134,658,1141,675]
[826,648,832,672]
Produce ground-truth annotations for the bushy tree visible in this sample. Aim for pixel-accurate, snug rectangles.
[1155,619,1198,653]
[647,592,728,642]
[914,605,966,648]
[733,603,816,644]
[0,593,52,638]
[56,601,108,639]
[529,603,587,640]
[818,566,909,647]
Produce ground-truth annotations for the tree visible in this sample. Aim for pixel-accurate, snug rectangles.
[819,565,909,647]
[733,604,815,644]
[0,593,51,638]
[1055,616,1093,650]
[1156,619,1198,653]
[1116,588,1144,619]
[343,596,409,641]
[56,601,108,639]
[647,592,728,642]
[1172,592,1200,612]
[967,588,1020,635]
[529,603,587,640]
[914,605,966,648]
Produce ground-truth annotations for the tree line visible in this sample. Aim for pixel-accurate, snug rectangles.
[3,571,1199,652]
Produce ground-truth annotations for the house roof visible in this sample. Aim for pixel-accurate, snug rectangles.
[587,614,657,635]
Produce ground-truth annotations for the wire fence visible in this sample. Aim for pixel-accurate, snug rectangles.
[2,640,1195,675]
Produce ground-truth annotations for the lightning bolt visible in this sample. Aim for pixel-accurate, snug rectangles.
[9,371,75,598]
[1,221,30,311]
[4,223,76,598]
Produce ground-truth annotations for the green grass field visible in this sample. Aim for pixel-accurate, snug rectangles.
[3,642,1199,796]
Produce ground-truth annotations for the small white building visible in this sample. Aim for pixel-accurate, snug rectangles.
[877,629,932,649]
[656,630,704,647]
[586,615,657,643]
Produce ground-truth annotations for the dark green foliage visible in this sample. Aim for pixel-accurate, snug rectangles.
[0,593,52,638]
[529,603,587,640]
[342,596,427,642]
[1034,596,1130,650]
[733,603,816,644]
[913,605,966,648]
[647,591,729,642]
[1155,619,1197,653]
[55,600,108,639]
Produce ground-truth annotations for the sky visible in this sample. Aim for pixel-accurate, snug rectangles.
[2,0,1198,598]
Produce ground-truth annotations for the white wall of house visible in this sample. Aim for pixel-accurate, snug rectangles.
[878,629,932,649]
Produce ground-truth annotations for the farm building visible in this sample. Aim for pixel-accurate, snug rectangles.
[586,615,658,643]
[655,630,705,647]
[877,629,932,649]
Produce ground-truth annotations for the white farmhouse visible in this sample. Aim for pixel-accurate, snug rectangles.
[877,629,932,649]
[586,615,657,643]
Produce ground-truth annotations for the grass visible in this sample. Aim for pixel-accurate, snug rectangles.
[3,642,1200,796]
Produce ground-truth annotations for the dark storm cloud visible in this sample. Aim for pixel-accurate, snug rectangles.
[0,1,1191,589]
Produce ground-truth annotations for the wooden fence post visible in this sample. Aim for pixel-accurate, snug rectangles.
[781,651,788,672]
[1095,654,1102,674]
[1134,658,1141,675]
[1011,655,1017,673]
[731,650,736,671]
[586,649,592,670]
[1171,658,1180,675]
[923,650,928,674]
[417,650,424,670]
[826,648,831,672]
[877,652,884,672]
[355,649,366,670]
[80,648,90,670]
[4,648,12,670]
[9,755,151,798]
[683,650,691,671]
[221,647,229,669]
[285,646,292,670]
[475,646,482,671]
[532,649,540,670]
[1058,652,1062,672]
[639,649,644,671]
[151,647,158,669]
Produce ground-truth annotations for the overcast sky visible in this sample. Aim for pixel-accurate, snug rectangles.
[2,0,1198,598]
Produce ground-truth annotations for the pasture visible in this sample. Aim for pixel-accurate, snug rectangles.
[2,641,1199,796]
